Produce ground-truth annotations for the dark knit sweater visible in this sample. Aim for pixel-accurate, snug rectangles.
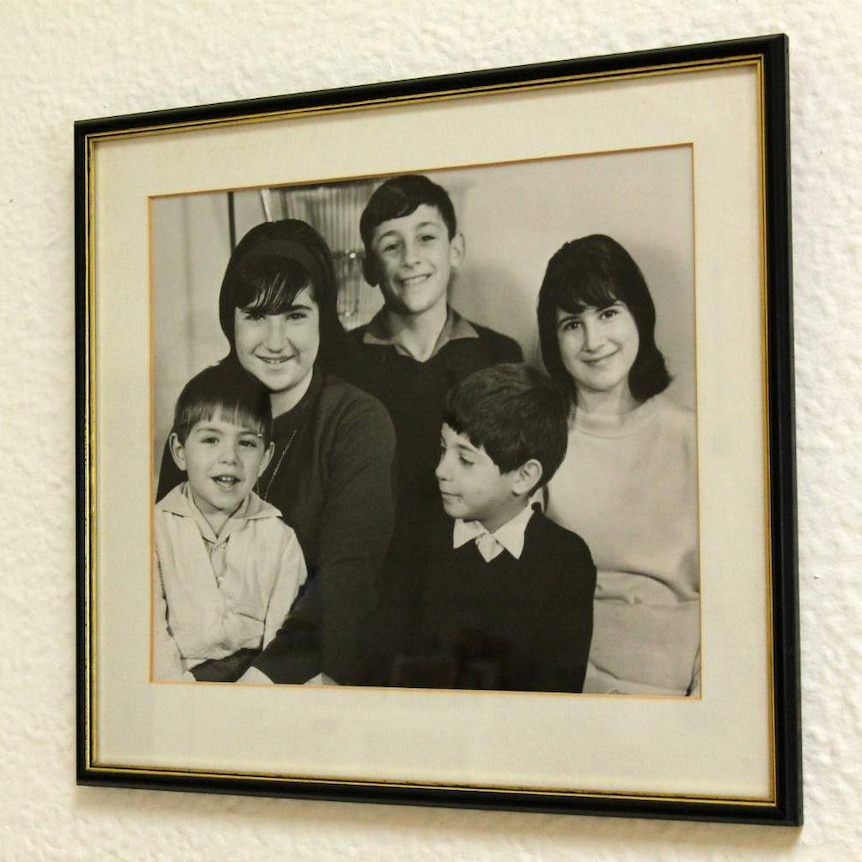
[157,368,396,685]
[394,512,596,693]
[345,314,523,556]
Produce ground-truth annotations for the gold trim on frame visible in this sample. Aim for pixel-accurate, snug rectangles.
[77,38,796,822]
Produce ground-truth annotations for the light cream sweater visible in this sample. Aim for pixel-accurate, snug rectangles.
[547,394,700,695]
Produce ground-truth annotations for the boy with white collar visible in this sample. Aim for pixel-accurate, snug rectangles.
[392,364,596,693]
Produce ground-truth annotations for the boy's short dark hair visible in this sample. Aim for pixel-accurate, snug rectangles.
[172,364,272,445]
[359,174,457,284]
[443,364,569,490]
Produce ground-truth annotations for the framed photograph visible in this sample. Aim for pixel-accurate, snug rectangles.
[76,34,800,824]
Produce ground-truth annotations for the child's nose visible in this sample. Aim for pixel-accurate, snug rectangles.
[435,452,450,481]
[402,237,421,266]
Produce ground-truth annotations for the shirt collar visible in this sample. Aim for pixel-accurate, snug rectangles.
[452,504,534,561]
[361,306,479,360]
[157,482,282,541]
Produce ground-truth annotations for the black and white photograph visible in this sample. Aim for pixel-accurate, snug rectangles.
[150,148,698,696]
[76,35,799,825]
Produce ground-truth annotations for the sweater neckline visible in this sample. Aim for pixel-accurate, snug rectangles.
[271,366,323,439]
[571,393,664,439]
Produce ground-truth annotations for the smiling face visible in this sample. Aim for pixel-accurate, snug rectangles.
[435,423,526,534]
[556,302,640,412]
[170,413,274,532]
[233,287,320,415]
[369,204,464,319]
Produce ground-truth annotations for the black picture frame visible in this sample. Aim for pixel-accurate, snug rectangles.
[76,34,800,825]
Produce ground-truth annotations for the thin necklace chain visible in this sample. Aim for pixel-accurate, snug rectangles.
[260,429,298,502]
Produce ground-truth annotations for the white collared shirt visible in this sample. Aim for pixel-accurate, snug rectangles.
[452,504,534,562]
[153,483,307,679]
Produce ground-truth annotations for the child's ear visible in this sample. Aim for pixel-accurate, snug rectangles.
[258,442,275,476]
[511,459,543,497]
[449,232,466,271]
[168,433,187,472]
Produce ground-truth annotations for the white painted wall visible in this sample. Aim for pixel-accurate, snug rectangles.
[0,1,858,858]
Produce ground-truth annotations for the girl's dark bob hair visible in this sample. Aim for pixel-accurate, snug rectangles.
[218,218,346,376]
[537,234,671,404]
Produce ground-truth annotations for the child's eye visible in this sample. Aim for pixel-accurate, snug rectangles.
[200,435,219,445]
[241,309,265,322]
[458,455,475,467]
[560,318,581,332]
[239,438,260,449]
[599,306,620,320]
[380,241,400,255]
[419,232,437,243]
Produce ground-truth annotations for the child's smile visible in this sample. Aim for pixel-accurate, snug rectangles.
[400,273,432,288]
[211,473,241,490]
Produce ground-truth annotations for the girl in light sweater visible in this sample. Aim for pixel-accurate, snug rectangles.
[537,235,699,696]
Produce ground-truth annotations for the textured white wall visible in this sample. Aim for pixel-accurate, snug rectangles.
[0,0,858,858]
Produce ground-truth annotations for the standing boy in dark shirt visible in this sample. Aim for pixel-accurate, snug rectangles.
[347,174,523,557]
[392,364,596,693]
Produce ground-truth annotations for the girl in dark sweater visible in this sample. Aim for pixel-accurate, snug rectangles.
[158,220,395,686]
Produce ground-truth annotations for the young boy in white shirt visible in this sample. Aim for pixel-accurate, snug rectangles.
[153,364,307,682]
